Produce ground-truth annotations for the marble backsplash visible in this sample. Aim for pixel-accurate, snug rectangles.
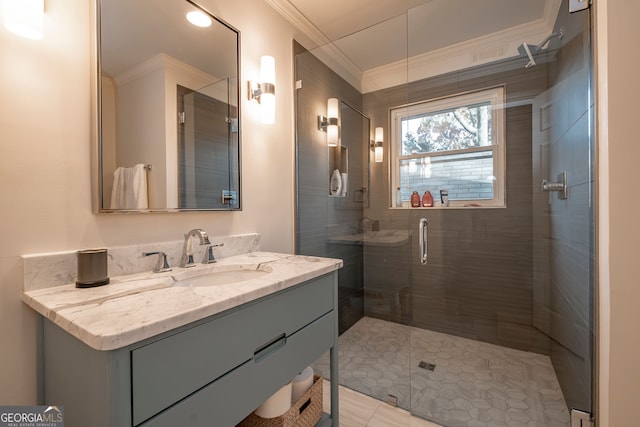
[23,233,261,292]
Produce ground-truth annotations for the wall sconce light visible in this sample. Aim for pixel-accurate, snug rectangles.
[318,98,339,147]
[2,0,44,40]
[372,127,384,163]
[249,55,276,124]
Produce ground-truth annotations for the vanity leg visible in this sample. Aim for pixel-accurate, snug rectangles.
[36,315,44,405]
[330,345,339,426]
[330,273,339,426]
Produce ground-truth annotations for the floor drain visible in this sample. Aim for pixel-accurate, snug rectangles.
[386,394,398,407]
[418,361,436,371]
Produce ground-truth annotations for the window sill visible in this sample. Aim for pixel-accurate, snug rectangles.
[390,204,506,210]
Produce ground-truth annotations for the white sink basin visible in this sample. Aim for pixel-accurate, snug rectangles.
[173,265,271,287]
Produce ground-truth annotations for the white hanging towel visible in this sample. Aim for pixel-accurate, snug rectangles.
[110,164,149,209]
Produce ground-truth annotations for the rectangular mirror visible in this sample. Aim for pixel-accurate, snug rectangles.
[97,0,240,212]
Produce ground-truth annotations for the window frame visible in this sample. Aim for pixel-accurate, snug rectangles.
[389,86,506,208]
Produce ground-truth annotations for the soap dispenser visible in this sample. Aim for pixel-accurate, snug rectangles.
[410,191,421,207]
[422,191,434,207]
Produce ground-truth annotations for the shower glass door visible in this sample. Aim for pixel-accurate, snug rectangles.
[294,1,594,426]
[400,2,594,426]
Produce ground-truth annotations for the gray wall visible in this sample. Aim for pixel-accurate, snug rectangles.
[363,60,552,354]
[362,5,594,411]
[294,42,366,333]
[538,7,594,411]
[295,6,594,409]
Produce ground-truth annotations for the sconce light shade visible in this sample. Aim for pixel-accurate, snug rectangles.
[249,55,276,124]
[374,127,384,142]
[326,98,339,147]
[260,56,276,87]
[374,127,384,163]
[2,0,44,40]
[259,55,275,124]
[327,125,339,147]
[327,98,339,118]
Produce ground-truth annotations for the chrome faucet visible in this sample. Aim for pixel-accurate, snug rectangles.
[180,229,211,268]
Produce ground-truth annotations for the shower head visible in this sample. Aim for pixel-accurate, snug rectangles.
[517,30,564,68]
[517,42,540,68]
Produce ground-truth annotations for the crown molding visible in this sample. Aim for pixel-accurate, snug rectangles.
[363,15,558,92]
[265,0,364,90]
[114,53,216,88]
[113,54,166,87]
[266,0,562,93]
[264,0,328,47]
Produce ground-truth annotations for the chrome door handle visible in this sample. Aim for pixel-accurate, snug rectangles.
[541,171,568,200]
[419,218,428,265]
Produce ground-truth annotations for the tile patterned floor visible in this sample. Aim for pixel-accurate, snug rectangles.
[323,379,442,427]
[314,317,570,427]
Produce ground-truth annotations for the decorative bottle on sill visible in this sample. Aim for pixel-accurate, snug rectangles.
[422,191,434,207]
[410,191,421,207]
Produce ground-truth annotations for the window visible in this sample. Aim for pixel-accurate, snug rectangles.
[390,87,506,208]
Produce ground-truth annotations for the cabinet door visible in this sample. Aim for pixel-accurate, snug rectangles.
[140,311,335,427]
[132,274,334,425]
[42,320,132,427]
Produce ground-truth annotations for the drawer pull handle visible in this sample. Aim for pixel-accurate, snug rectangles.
[254,333,287,362]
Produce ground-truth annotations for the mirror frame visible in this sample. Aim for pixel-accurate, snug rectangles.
[92,0,242,213]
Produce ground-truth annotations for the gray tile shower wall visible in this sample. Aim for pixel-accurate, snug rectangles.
[294,42,366,333]
[363,61,552,355]
[295,4,594,410]
[360,6,594,412]
[541,9,594,411]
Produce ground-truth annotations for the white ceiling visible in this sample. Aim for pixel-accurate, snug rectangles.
[101,0,562,93]
[266,0,561,91]
[286,0,429,41]
[101,0,238,81]
[289,0,548,45]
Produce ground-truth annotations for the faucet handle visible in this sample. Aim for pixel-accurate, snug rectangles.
[203,243,224,264]
[142,251,172,273]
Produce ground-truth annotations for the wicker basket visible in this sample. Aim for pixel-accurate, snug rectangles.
[237,375,323,427]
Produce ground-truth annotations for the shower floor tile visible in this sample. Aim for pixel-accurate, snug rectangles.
[314,317,570,427]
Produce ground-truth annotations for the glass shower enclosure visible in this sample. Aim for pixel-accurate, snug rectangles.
[295,2,594,426]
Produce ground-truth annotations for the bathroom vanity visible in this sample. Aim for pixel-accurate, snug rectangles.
[23,251,341,426]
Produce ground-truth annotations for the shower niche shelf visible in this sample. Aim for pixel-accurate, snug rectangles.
[329,145,348,198]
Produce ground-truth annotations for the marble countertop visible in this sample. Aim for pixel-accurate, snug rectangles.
[22,252,342,351]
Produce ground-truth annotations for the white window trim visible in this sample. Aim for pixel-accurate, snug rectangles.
[389,86,506,208]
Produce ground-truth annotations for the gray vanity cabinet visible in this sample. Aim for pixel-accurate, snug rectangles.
[41,273,339,427]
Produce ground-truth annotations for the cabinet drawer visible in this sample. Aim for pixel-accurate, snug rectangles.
[141,310,335,427]
[132,274,334,425]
